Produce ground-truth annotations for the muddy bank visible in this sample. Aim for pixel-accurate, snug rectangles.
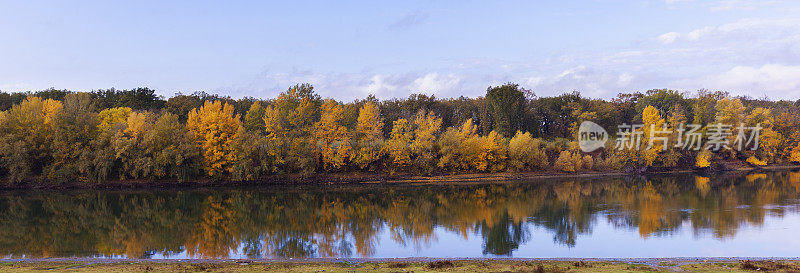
[1,164,798,190]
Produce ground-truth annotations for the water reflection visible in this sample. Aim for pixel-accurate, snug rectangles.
[1,171,800,259]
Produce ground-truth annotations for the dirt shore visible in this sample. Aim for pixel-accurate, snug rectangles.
[2,258,800,272]
[1,164,798,190]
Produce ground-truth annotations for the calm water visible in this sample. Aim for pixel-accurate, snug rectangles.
[2,171,800,259]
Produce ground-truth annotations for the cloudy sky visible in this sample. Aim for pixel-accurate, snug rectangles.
[2,0,800,100]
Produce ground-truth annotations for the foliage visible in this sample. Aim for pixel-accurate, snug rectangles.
[187,100,241,177]
[746,156,767,166]
[352,102,384,169]
[695,150,712,168]
[314,99,352,171]
[2,83,800,184]
[48,93,99,183]
[507,131,548,171]
[410,110,441,174]
[97,107,133,132]
[263,84,321,174]
[485,83,528,137]
[243,101,266,132]
[554,151,583,173]
[384,118,413,173]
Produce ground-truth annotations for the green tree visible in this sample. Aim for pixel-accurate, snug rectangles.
[263,84,322,174]
[485,83,527,137]
[243,101,266,132]
[49,93,99,183]
[143,112,201,179]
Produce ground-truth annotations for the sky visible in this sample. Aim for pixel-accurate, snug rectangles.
[2,0,800,101]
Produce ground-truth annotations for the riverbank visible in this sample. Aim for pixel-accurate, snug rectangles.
[2,258,799,272]
[2,164,799,190]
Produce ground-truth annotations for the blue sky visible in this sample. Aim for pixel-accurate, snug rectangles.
[2,0,800,100]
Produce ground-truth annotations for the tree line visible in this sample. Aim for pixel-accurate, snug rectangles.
[1,84,800,184]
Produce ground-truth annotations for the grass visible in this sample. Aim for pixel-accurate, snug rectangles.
[0,259,799,272]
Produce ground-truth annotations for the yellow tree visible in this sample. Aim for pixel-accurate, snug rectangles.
[410,110,441,173]
[187,100,241,177]
[0,97,63,182]
[641,105,666,167]
[437,118,479,171]
[97,107,133,131]
[744,107,781,163]
[508,131,548,171]
[111,111,153,179]
[383,118,412,172]
[314,99,352,171]
[353,102,384,169]
[473,131,507,172]
[714,97,745,157]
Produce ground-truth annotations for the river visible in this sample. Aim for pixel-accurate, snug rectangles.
[1,170,800,259]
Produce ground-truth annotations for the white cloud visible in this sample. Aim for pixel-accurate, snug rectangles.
[523,66,641,98]
[362,75,400,96]
[410,73,462,95]
[659,18,800,43]
[710,0,778,11]
[657,32,681,44]
[679,64,800,99]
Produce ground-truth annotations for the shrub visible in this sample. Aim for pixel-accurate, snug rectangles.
[790,144,800,164]
[582,155,593,171]
[554,151,582,173]
[695,150,712,168]
[507,131,548,171]
[746,156,767,166]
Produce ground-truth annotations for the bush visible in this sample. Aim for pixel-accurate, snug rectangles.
[746,156,767,166]
[695,150,712,168]
[554,151,582,173]
[790,144,800,164]
[507,131,548,171]
[582,155,593,171]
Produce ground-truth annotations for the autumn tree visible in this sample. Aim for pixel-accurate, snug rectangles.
[714,97,745,158]
[243,101,266,132]
[49,93,99,183]
[438,119,507,172]
[507,131,548,171]
[143,112,201,179]
[410,110,442,174]
[383,118,413,173]
[231,126,280,180]
[352,102,384,170]
[438,119,480,171]
[187,100,241,177]
[554,150,582,173]
[263,84,321,174]
[744,107,781,163]
[112,112,154,179]
[314,99,352,171]
[0,97,62,182]
[641,105,666,167]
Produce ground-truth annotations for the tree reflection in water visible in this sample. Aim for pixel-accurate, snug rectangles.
[1,171,799,258]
